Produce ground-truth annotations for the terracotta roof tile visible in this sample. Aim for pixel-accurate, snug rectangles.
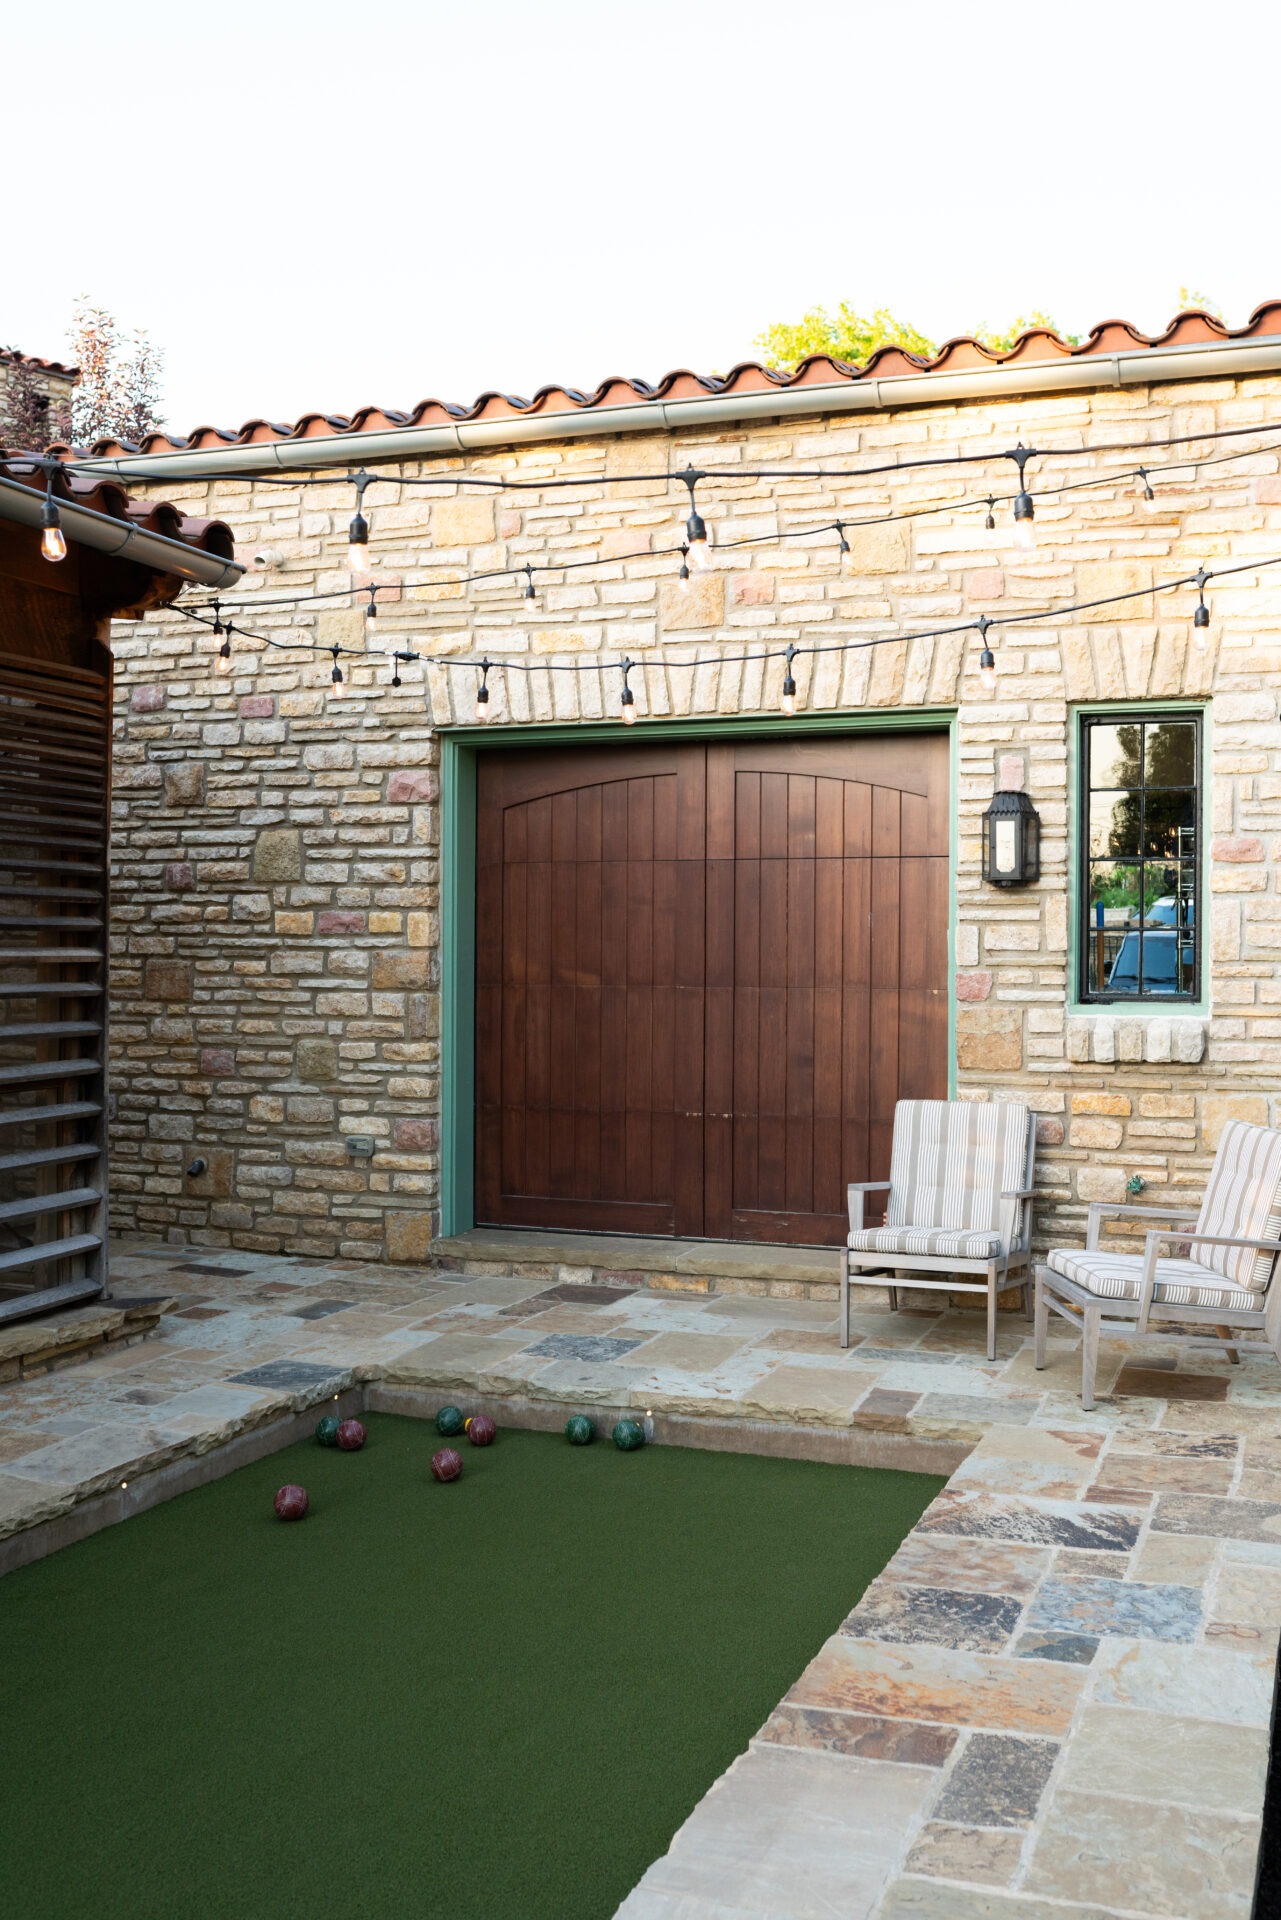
[0,347,78,380]
[0,453,234,561]
[59,301,1281,461]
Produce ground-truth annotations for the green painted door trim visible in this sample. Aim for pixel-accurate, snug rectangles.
[439,710,958,1238]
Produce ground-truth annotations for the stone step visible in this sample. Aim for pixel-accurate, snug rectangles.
[430,1228,845,1301]
[0,1293,176,1382]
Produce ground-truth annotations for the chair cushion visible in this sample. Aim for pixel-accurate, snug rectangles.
[849,1226,1005,1259]
[1047,1248,1260,1312]
[886,1099,1030,1238]
[1190,1119,1281,1291]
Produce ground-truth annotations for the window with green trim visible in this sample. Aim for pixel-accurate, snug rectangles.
[1080,712,1201,1002]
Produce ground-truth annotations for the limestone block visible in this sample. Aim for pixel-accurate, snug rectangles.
[732,573,775,606]
[1117,1021,1144,1063]
[1202,1092,1268,1149]
[955,970,992,1001]
[388,769,438,804]
[433,498,496,546]
[1145,1019,1172,1063]
[1070,1117,1124,1149]
[386,1210,435,1263]
[296,1039,338,1083]
[1212,835,1265,862]
[286,1094,335,1123]
[252,828,303,883]
[185,1148,233,1198]
[163,763,206,807]
[1065,1021,1092,1064]
[660,575,725,630]
[1044,893,1068,952]
[199,1048,236,1077]
[845,523,909,574]
[316,910,364,935]
[393,1118,439,1152]
[984,923,1041,952]
[145,958,192,1002]
[1036,1117,1066,1146]
[164,862,196,891]
[130,684,165,712]
[372,951,432,990]
[1092,1019,1116,1063]
[318,607,365,653]
[954,923,980,968]
[1077,1166,1129,1202]
[1067,1090,1129,1121]
[1173,1020,1207,1064]
[275,911,314,936]
[249,1095,285,1123]
[956,1007,1022,1070]
[1075,561,1154,624]
[603,435,669,495]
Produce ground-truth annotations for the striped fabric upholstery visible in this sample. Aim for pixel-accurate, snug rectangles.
[1189,1120,1281,1291]
[1047,1247,1260,1312]
[884,1099,1031,1244]
[848,1226,1004,1259]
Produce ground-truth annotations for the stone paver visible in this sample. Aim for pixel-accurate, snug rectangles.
[0,1236,1276,1918]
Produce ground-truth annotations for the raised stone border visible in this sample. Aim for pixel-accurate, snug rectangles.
[0,1295,174,1383]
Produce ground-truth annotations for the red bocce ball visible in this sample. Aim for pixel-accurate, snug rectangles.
[274,1484,309,1521]
[466,1414,497,1447]
[431,1448,463,1483]
[336,1419,366,1452]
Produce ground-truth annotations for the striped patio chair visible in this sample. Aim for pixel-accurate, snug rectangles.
[843,1099,1036,1360]
[1035,1119,1281,1408]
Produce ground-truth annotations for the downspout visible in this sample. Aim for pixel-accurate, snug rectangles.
[0,473,243,589]
[77,334,1281,483]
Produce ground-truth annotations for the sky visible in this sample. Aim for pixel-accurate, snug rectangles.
[7,0,1279,437]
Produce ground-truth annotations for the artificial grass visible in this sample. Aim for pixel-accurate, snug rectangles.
[0,1416,943,1920]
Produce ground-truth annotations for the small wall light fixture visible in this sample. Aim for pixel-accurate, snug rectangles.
[981,787,1041,888]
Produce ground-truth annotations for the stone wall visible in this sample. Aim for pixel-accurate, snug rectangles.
[104,370,1281,1257]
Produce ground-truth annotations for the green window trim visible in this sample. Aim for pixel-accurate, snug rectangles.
[1069,700,1209,1015]
[438,710,958,1239]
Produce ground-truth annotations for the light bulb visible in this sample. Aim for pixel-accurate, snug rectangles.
[979,646,997,689]
[621,694,636,725]
[476,689,491,721]
[781,685,797,717]
[42,523,67,562]
[330,658,345,696]
[1139,472,1160,513]
[688,533,713,572]
[215,640,232,675]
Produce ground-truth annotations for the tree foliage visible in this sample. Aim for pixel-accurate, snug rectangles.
[68,302,165,447]
[753,301,1081,370]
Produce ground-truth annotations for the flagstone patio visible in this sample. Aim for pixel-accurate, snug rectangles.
[1,1237,1277,1918]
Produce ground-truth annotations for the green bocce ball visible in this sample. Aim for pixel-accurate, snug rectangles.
[612,1418,645,1452]
[435,1405,466,1437]
[565,1414,595,1446]
[315,1415,341,1448]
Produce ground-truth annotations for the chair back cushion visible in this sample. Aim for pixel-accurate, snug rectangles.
[1190,1120,1281,1291]
[886,1099,1030,1236]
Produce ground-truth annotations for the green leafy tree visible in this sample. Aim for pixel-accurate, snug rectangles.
[1177,286,1222,319]
[754,302,1081,370]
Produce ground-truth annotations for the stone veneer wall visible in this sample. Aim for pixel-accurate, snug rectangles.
[104,371,1281,1259]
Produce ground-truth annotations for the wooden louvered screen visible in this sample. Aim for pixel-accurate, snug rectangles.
[0,647,110,1322]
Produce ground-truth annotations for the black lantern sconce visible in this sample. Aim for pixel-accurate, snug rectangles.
[981,788,1041,888]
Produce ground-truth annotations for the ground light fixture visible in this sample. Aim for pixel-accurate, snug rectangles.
[475,659,492,721]
[678,465,712,570]
[620,657,637,724]
[982,786,1041,887]
[40,487,66,562]
[780,644,799,716]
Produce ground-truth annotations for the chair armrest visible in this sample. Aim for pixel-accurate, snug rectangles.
[1136,1226,1281,1332]
[1156,1230,1281,1254]
[846,1180,890,1234]
[1001,1188,1036,1200]
[1086,1200,1199,1249]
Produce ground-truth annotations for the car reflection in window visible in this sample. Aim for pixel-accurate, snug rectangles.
[1106,928,1196,994]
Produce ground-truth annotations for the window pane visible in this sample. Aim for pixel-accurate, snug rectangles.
[1089,789,1140,858]
[1145,722,1197,787]
[1143,790,1196,859]
[1086,863,1139,991]
[1141,864,1195,929]
[1089,724,1142,789]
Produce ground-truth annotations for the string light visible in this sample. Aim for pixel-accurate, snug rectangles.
[835,521,851,558]
[977,616,997,690]
[679,465,712,571]
[676,543,691,587]
[40,487,67,562]
[984,498,997,532]
[348,470,371,571]
[390,648,419,689]
[215,621,233,673]
[330,645,345,696]
[1138,467,1159,511]
[1193,566,1211,646]
[366,585,378,621]
[211,599,223,637]
[620,657,637,725]
[1010,445,1036,549]
[475,658,492,721]
[780,643,798,717]
[522,565,536,612]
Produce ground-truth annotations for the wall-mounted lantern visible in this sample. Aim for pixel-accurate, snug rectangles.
[981,788,1041,888]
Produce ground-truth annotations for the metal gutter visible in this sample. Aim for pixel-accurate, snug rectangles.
[76,334,1281,483]
[0,473,243,588]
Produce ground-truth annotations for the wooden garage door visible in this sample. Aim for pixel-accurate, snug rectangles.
[475,734,948,1246]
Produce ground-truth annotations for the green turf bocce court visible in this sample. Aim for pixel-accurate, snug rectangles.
[0,1414,943,1920]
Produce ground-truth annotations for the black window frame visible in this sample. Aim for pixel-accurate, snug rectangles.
[1078,709,1202,1005]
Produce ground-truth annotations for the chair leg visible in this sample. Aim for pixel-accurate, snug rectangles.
[841,1257,849,1349]
[1214,1324,1241,1364]
[1081,1305,1101,1412]
[1034,1272,1049,1370]
[986,1267,998,1363]
[1022,1278,1034,1321]
[887,1284,899,1311]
